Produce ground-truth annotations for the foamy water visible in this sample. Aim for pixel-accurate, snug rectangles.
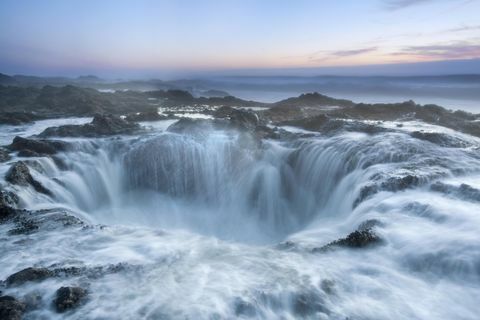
[1,118,480,319]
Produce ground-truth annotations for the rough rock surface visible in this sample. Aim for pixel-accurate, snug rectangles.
[214,106,259,130]
[54,286,87,313]
[0,112,43,125]
[6,267,53,287]
[8,208,84,235]
[39,114,140,137]
[313,227,382,252]
[5,161,52,195]
[0,296,26,320]
[8,136,68,157]
[410,131,470,148]
[0,148,11,162]
[125,110,169,122]
[0,190,19,220]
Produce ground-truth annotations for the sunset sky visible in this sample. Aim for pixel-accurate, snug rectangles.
[1,0,480,77]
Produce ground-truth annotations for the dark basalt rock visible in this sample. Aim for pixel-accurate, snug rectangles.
[0,148,11,162]
[39,114,140,137]
[410,131,470,148]
[0,295,26,320]
[5,161,52,196]
[5,263,131,291]
[430,181,480,203]
[280,114,330,131]
[354,175,423,207]
[8,218,39,235]
[125,110,169,122]
[330,229,381,248]
[0,190,19,220]
[0,112,43,125]
[54,286,87,313]
[330,101,480,138]
[281,115,390,135]
[8,136,68,157]
[273,92,354,108]
[6,267,53,287]
[313,227,382,252]
[8,208,84,235]
[214,106,259,130]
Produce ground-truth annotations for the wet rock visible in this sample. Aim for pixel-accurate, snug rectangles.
[214,106,259,130]
[53,286,87,313]
[0,190,19,220]
[8,208,84,235]
[354,175,423,207]
[0,295,26,320]
[272,92,354,108]
[328,101,480,138]
[430,181,480,202]
[410,131,470,148]
[8,218,39,235]
[331,229,382,248]
[5,161,52,196]
[313,228,382,252]
[39,114,140,137]
[382,175,422,192]
[0,148,11,162]
[281,115,389,135]
[125,110,169,122]
[6,267,53,287]
[0,111,42,125]
[280,114,330,131]
[51,262,130,280]
[8,136,68,157]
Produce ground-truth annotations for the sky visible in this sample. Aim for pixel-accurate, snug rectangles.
[1,0,480,77]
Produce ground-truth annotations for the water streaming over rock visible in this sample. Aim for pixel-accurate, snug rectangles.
[1,119,480,319]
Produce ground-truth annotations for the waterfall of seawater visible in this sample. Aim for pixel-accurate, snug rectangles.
[21,127,480,244]
[5,124,480,319]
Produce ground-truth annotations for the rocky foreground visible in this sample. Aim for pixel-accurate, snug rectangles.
[1,87,480,319]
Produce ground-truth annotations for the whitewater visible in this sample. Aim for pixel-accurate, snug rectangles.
[1,116,480,319]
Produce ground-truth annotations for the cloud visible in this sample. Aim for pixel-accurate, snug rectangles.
[393,42,480,59]
[382,0,475,10]
[331,47,378,57]
[444,25,480,33]
[383,0,432,10]
[309,47,377,62]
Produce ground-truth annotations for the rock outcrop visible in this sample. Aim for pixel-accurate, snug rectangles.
[39,114,140,137]
[0,296,26,320]
[5,161,52,196]
[6,267,53,287]
[54,286,87,313]
[8,136,68,157]
[0,190,19,220]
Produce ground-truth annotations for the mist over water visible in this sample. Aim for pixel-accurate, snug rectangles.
[199,75,480,112]
[2,115,480,319]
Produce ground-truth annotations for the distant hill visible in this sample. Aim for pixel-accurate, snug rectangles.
[272,92,354,108]
[0,73,17,85]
